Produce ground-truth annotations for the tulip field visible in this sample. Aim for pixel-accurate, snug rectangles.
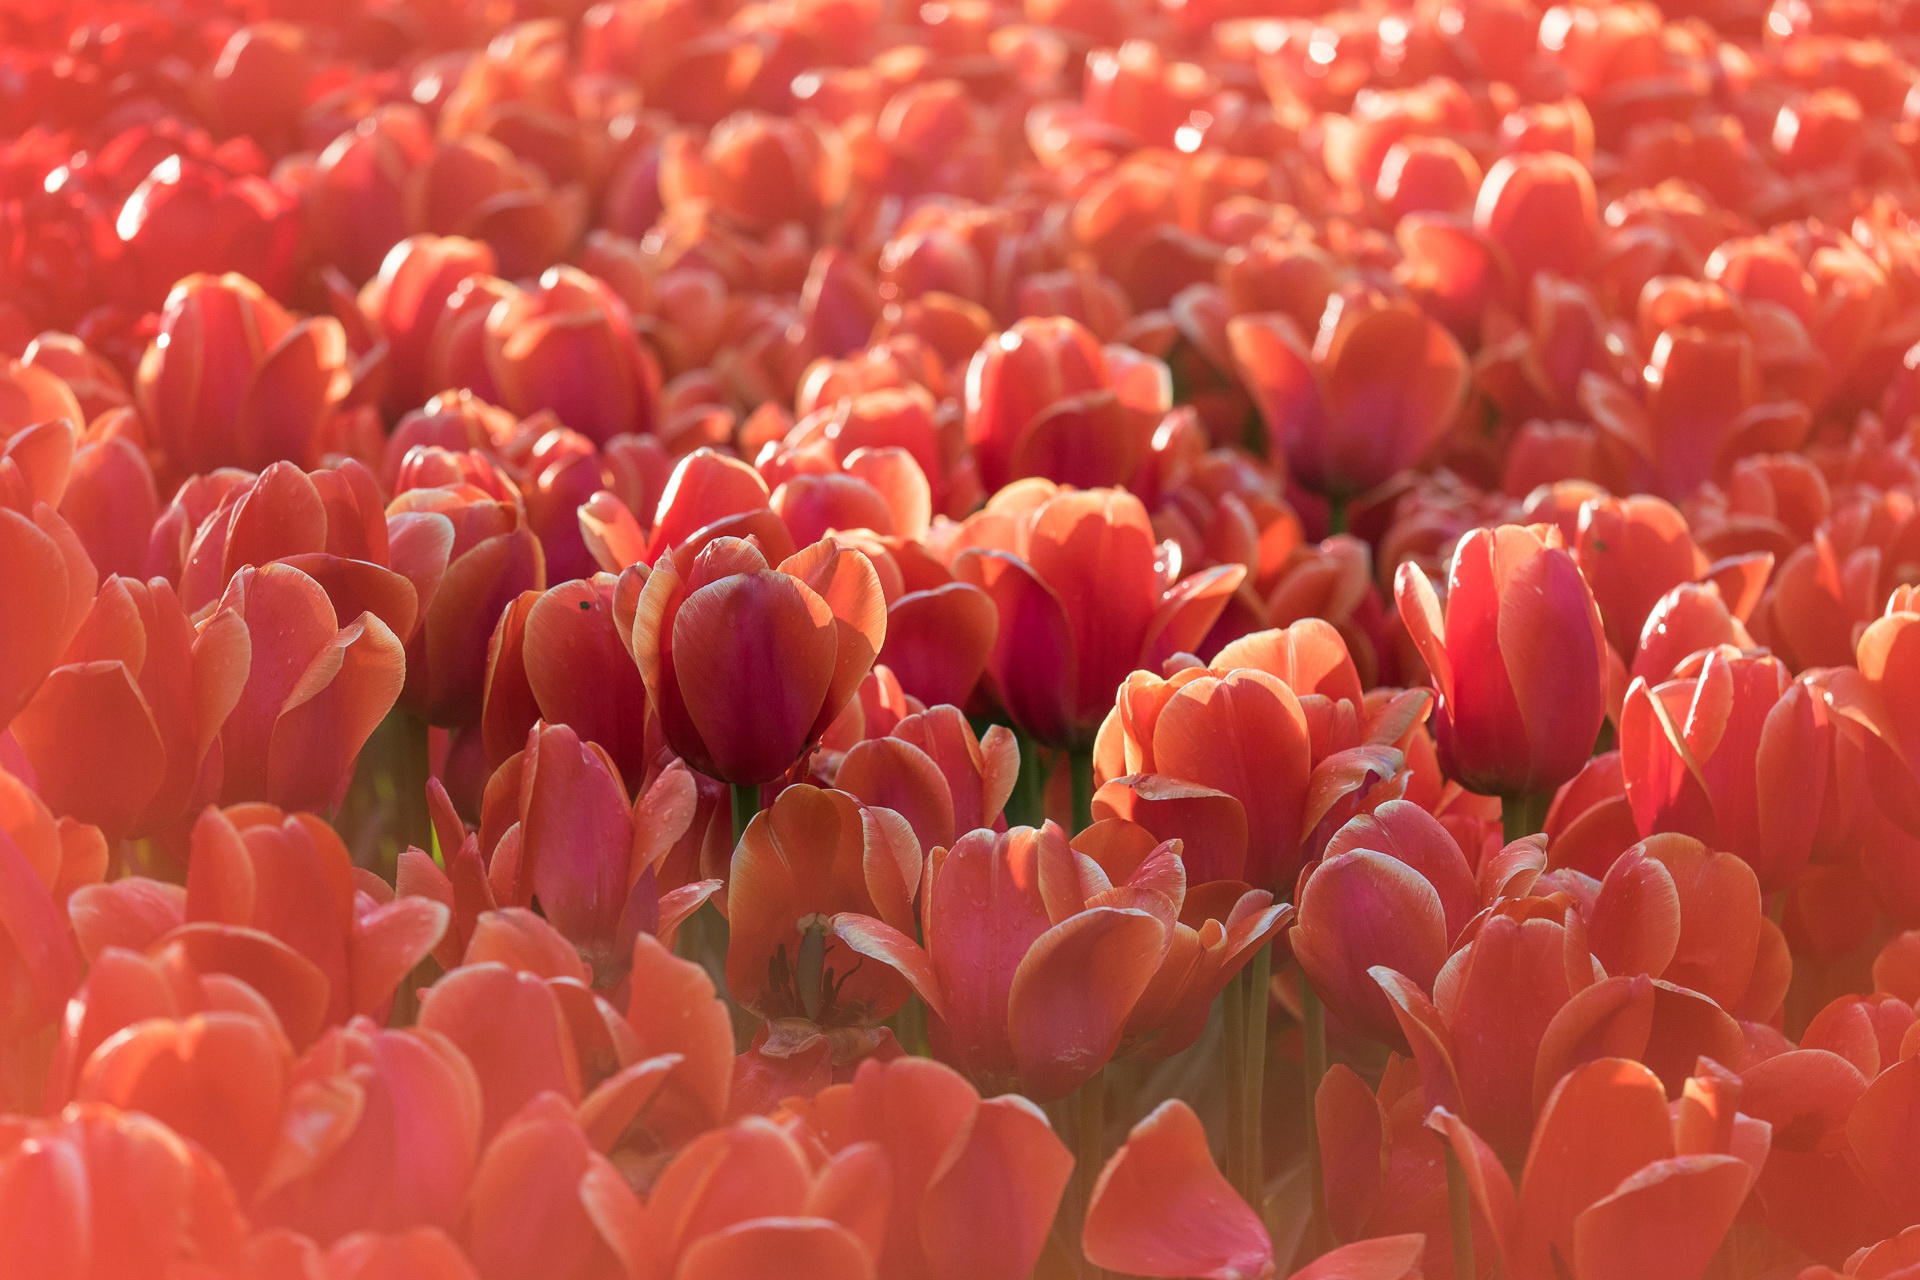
[11,0,1920,1277]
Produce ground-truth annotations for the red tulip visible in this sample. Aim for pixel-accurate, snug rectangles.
[964,316,1168,492]
[727,784,920,1032]
[1620,648,1831,892]
[660,112,843,234]
[784,1054,1074,1280]
[308,108,437,287]
[387,479,547,727]
[12,575,249,837]
[208,563,406,811]
[0,462,97,731]
[484,266,660,444]
[1397,524,1609,800]
[136,274,353,477]
[183,805,447,1028]
[0,766,99,1042]
[833,821,1170,1099]
[1432,1057,1766,1280]
[475,724,712,980]
[953,484,1242,747]
[0,1104,248,1275]
[1230,295,1467,500]
[620,534,887,785]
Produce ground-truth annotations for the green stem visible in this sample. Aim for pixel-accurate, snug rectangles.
[1069,745,1095,835]
[731,781,761,846]
[1326,491,1350,537]
[1222,969,1249,1210]
[396,711,432,860]
[1076,1070,1108,1280]
[1500,789,1553,844]
[1302,976,1329,1255]
[1007,728,1047,829]
[1446,1141,1475,1280]
[1242,941,1272,1215]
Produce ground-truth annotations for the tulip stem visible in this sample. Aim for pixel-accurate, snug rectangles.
[1301,976,1329,1255]
[1075,1070,1108,1280]
[1069,745,1095,835]
[1007,729,1046,829]
[1446,1140,1474,1280]
[1223,969,1249,1207]
[1242,940,1272,1214]
[1326,492,1349,537]
[731,782,760,846]
[1499,789,1552,844]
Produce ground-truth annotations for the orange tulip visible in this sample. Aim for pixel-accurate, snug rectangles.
[1397,524,1609,802]
[832,704,1019,853]
[620,534,887,785]
[0,766,100,1044]
[0,428,97,731]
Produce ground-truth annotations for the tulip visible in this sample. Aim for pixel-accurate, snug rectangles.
[727,784,920,1037]
[0,1104,248,1274]
[952,483,1243,750]
[660,112,843,234]
[256,1017,483,1244]
[360,236,500,416]
[1082,1099,1278,1280]
[1619,648,1831,892]
[832,821,1170,1100]
[784,1054,1074,1280]
[0,478,97,732]
[207,563,406,812]
[963,316,1169,493]
[1432,1057,1767,1280]
[12,575,249,838]
[183,805,447,1028]
[832,704,1019,852]
[136,274,353,476]
[1230,295,1468,502]
[473,724,712,981]
[484,266,660,444]
[387,480,547,728]
[620,534,887,786]
[478,574,653,784]
[1397,524,1609,827]
[58,433,159,581]
[0,767,100,1045]
[1293,801,1477,1049]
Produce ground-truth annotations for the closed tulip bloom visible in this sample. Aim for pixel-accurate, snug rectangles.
[1397,524,1609,800]
[832,821,1170,1100]
[58,433,159,581]
[964,316,1169,493]
[1620,648,1831,892]
[483,266,660,444]
[1293,801,1477,1049]
[360,234,498,417]
[136,274,353,476]
[208,563,406,812]
[660,112,843,234]
[388,481,547,728]
[621,534,887,785]
[953,484,1242,747]
[1229,294,1467,500]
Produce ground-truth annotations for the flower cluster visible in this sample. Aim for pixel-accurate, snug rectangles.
[6,0,1920,1278]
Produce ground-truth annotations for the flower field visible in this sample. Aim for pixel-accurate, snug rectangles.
[5,0,1920,1277]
